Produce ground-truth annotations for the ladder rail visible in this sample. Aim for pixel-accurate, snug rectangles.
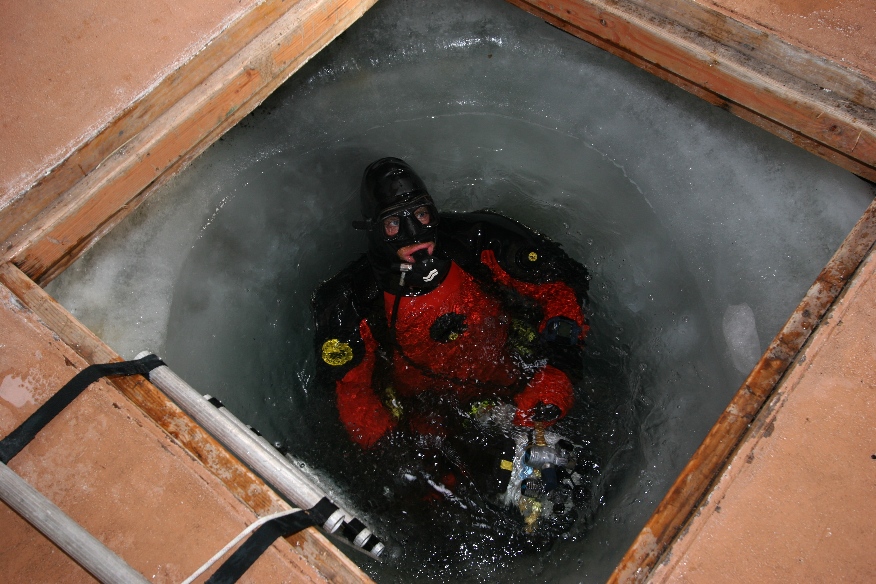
[0,461,149,584]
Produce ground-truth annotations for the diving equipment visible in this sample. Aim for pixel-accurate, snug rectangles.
[471,402,585,532]
[399,248,450,289]
[357,158,447,292]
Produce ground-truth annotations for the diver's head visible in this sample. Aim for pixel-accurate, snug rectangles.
[358,157,448,291]
[360,157,440,255]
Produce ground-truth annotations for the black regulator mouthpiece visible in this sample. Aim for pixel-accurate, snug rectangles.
[399,250,450,289]
[358,157,449,292]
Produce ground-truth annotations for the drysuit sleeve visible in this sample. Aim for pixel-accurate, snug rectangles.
[479,248,587,425]
[312,257,395,448]
[512,365,575,426]
[333,320,397,448]
[480,249,588,338]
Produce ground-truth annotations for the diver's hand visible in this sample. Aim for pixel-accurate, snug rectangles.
[541,316,582,345]
[530,401,561,423]
[512,366,574,427]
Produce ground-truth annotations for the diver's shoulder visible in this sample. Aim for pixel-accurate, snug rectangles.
[311,256,374,378]
[312,255,377,316]
[438,209,555,247]
[440,209,526,235]
[439,210,588,291]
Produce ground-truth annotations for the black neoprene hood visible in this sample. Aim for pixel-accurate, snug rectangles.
[360,157,441,250]
[359,157,449,293]
[360,157,435,222]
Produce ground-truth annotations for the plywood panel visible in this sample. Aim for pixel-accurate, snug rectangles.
[4,0,379,285]
[506,0,876,182]
[608,198,876,582]
[0,262,371,583]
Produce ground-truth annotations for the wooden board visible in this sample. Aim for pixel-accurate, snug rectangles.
[607,198,876,582]
[0,0,294,254]
[4,0,379,284]
[0,261,372,584]
[505,0,876,182]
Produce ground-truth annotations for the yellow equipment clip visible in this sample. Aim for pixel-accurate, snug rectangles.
[321,339,353,366]
[384,385,403,420]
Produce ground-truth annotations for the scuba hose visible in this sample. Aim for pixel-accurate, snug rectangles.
[388,267,407,350]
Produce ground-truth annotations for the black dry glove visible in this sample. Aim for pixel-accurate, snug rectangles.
[530,401,562,423]
[542,316,582,346]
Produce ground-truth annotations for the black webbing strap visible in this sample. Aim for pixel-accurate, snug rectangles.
[205,510,315,584]
[306,496,339,527]
[342,518,382,553]
[0,354,165,464]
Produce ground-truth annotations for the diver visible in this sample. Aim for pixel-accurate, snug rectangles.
[312,157,589,520]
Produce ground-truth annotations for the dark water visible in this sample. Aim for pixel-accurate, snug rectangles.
[46,0,874,581]
[158,120,673,581]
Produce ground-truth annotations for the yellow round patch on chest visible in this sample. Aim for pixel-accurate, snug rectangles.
[321,339,353,366]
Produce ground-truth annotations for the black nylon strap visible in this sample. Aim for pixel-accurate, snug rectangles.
[361,534,381,552]
[0,354,165,464]
[306,496,338,527]
[205,511,315,584]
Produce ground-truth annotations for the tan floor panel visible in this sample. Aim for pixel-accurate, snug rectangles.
[0,283,327,583]
[700,0,876,78]
[649,246,876,583]
[1,0,874,581]
[0,0,259,205]
[7,0,869,208]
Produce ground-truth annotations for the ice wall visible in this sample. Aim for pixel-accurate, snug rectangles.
[47,0,874,581]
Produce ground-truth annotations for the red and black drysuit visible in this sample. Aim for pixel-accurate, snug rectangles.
[313,211,589,449]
